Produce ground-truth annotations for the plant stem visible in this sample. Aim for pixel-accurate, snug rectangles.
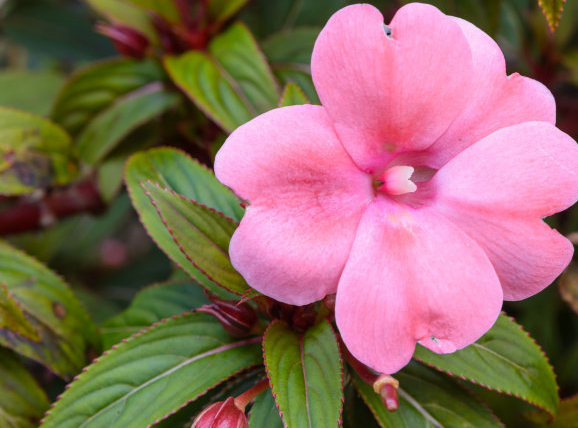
[234,378,270,410]
[0,180,104,235]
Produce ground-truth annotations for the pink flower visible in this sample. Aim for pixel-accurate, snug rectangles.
[215,3,578,373]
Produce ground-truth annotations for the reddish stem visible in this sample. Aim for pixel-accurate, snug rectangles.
[0,181,104,235]
[234,378,270,410]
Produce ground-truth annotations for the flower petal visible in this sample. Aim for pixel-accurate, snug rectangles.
[405,17,556,168]
[430,121,578,300]
[431,122,578,219]
[215,105,373,305]
[311,3,473,172]
[336,198,503,374]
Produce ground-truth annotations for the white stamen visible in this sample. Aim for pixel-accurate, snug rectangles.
[380,165,417,196]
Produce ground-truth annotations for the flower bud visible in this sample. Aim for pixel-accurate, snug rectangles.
[95,23,150,59]
[191,397,248,428]
[373,374,399,411]
[199,294,258,337]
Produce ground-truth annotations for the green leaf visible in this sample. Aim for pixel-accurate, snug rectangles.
[101,279,210,348]
[165,51,252,132]
[353,362,504,428]
[526,393,578,427]
[97,155,127,203]
[262,28,321,104]
[0,283,41,342]
[0,348,50,428]
[85,0,158,42]
[249,387,284,428]
[39,312,262,428]
[52,58,164,136]
[240,0,343,38]
[342,383,381,428]
[550,394,578,428]
[0,107,78,195]
[262,28,319,64]
[165,22,279,132]
[209,0,250,23]
[279,82,310,107]
[123,0,181,23]
[1,0,114,61]
[263,319,343,428]
[142,181,250,296]
[0,70,65,116]
[77,83,179,164]
[125,148,243,297]
[413,314,559,416]
[96,121,162,202]
[210,23,279,112]
[538,0,566,31]
[0,240,100,379]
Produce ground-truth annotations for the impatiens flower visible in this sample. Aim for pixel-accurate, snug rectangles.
[215,3,578,374]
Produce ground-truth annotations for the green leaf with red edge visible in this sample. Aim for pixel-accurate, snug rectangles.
[39,312,262,428]
[0,107,78,196]
[0,240,101,379]
[165,22,279,132]
[52,58,164,136]
[353,361,504,428]
[100,279,210,349]
[77,83,179,164]
[413,314,559,416]
[279,82,310,107]
[538,0,566,31]
[142,181,251,296]
[0,348,50,428]
[263,319,343,428]
[125,147,244,298]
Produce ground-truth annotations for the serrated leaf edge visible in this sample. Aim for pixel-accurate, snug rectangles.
[413,312,559,417]
[41,310,262,426]
[123,148,244,296]
[141,180,246,296]
[537,0,567,31]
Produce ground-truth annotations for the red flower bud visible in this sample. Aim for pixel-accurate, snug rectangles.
[373,374,399,412]
[199,294,258,337]
[95,23,150,59]
[191,397,248,428]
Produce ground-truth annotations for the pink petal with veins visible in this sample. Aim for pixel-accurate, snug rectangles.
[215,105,372,305]
[311,3,473,173]
[336,198,503,374]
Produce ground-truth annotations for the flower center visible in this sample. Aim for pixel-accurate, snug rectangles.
[375,165,417,196]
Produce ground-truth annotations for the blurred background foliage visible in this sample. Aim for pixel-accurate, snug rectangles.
[0,0,578,427]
